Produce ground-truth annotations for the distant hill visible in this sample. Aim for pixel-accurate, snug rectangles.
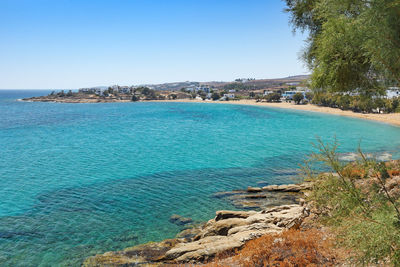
[83,75,310,92]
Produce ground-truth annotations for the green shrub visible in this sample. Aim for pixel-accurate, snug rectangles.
[304,139,400,265]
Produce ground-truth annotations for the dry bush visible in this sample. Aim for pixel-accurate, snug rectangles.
[204,229,337,267]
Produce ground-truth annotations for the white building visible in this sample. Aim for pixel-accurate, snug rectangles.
[119,86,131,94]
[223,93,235,99]
[282,91,307,100]
[196,86,211,93]
[263,90,275,96]
[94,88,107,96]
[386,87,400,99]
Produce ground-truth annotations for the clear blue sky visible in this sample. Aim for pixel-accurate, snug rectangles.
[0,0,308,89]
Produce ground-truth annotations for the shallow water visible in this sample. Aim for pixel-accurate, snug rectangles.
[1,90,400,266]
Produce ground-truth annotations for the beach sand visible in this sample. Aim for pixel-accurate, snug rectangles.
[151,99,400,127]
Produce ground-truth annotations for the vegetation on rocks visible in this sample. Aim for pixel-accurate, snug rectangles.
[304,139,400,265]
[206,228,337,267]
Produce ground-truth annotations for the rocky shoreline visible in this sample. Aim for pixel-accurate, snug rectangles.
[83,183,311,266]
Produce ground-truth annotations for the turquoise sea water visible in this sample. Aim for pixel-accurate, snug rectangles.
[1,90,400,266]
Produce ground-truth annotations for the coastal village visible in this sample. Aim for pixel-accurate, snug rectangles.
[23,76,400,115]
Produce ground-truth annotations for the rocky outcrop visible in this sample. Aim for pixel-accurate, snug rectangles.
[247,186,262,193]
[83,238,182,267]
[262,182,312,192]
[83,204,309,266]
[212,183,310,210]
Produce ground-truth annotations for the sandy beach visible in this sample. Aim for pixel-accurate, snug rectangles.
[152,99,400,127]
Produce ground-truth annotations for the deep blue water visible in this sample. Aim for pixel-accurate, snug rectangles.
[1,90,400,266]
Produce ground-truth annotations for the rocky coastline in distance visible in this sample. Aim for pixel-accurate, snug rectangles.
[83,183,311,266]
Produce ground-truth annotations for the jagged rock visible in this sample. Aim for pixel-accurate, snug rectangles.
[83,192,309,266]
[169,214,193,225]
[163,235,243,262]
[215,210,256,221]
[262,183,312,192]
[262,185,279,191]
[83,239,182,267]
[247,186,262,193]
[194,218,249,239]
[175,227,202,240]
[165,204,307,263]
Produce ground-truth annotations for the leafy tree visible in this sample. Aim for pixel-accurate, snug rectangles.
[169,94,177,100]
[266,93,281,102]
[293,92,304,104]
[285,0,400,95]
[131,95,139,102]
[66,90,73,96]
[198,91,206,100]
[211,92,220,101]
[305,92,314,101]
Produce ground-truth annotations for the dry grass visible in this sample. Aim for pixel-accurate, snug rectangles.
[202,229,338,267]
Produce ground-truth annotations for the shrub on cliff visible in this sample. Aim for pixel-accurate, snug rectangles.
[304,139,400,265]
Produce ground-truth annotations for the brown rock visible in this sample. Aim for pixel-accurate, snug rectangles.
[215,210,256,221]
[247,186,262,193]
[83,238,182,267]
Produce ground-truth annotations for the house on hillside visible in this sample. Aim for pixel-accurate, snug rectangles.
[196,86,211,93]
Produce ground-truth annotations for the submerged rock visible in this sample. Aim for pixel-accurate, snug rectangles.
[169,214,193,226]
[83,238,182,267]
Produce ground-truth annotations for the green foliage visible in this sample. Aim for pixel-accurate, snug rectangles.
[293,92,304,104]
[285,0,400,95]
[312,92,400,113]
[304,139,400,265]
[131,95,139,102]
[305,92,314,101]
[265,93,281,102]
[211,92,220,101]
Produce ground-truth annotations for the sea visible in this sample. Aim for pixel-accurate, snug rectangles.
[1,90,400,266]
